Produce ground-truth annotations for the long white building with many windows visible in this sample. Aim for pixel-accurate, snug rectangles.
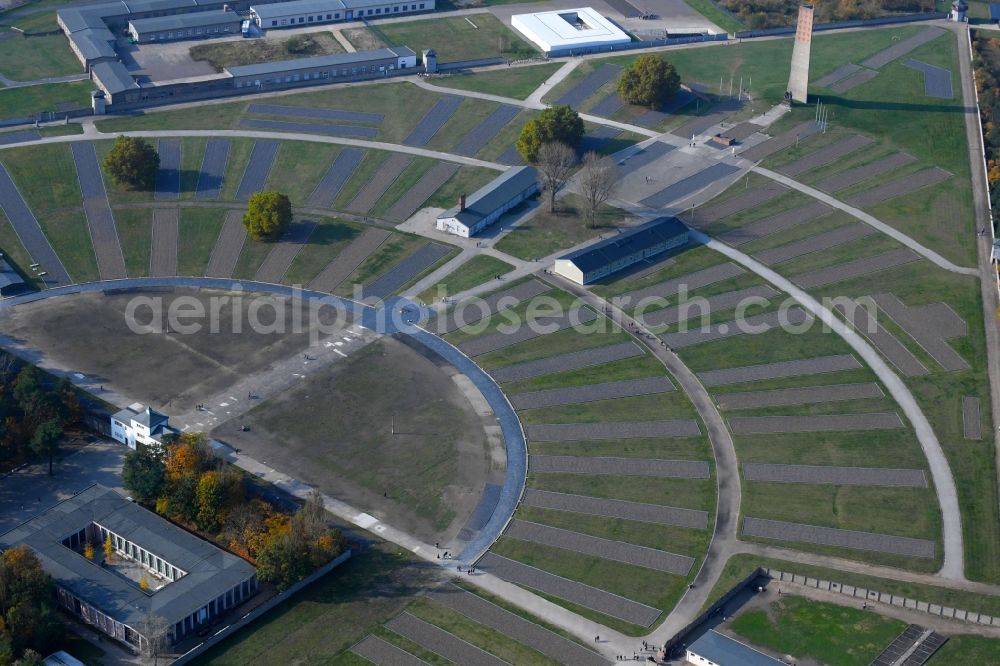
[250,0,434,27]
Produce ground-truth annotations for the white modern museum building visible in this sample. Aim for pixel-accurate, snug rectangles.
[511,7,631,54]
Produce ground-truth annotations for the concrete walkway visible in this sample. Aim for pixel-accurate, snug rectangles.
[0,72,89,89]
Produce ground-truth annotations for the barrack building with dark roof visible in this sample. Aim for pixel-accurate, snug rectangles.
[436,166,539,238]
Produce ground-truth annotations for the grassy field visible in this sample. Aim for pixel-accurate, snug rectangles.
[930,635,1000,663]
[232,235,274,281]
[433,62,561,100]
[0,31,81,81]
[0,80,93,119]
[177,208,228,276]
[333,234,426,295]
[417,255,514,303]
[496,195,634,261]
[190,32,344,72]
[370,13,536,63]
[219,139,255,201]
[681,0,743,33]
[263,141,341,206]
[282,216,360,286]
[424,165,497,209]
[114,208,152,278]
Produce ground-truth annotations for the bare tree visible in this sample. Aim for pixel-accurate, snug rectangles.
[578,152,618,227]
[536,142,578,214]
[139,613,170,666]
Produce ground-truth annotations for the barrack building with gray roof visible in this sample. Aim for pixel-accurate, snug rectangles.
[250,0,434,28]
[128,8,242,42]
[0,485,257,652]
[226,46,417,88]
[436,166,539,237]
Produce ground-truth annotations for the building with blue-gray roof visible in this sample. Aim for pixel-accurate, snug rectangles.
[686,630,785,665]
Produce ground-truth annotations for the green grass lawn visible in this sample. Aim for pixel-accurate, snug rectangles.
[417,255,515,303]
[95,101,248,132]
[178,137,207,199]
[496,196,633,261]
[332,150,390,210]
[282,216,360,286]
[333,233,425,296]
[371,13,536,63]
[368,156,437,218]
[681,0,744,33]
[263,141,341,206]
[518,390,698,424]
[0,80,93,120]
[930,635,1000,663]
[177,208,228,276]
[433,62,562,100]
[219,139,255,201]
[1,10,60,33]
[528,472,715,511]
[114,208,152,278]
[0,207,41,290]
[233,236,274,280]
[425,97,499,154]
[0,32,82,81]
[424,165,498,209]
[502,353,664,393]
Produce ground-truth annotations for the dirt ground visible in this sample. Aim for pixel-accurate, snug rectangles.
[214,334,503,545]
[342,27,387,52]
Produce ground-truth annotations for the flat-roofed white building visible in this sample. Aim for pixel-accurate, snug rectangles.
[511,7,631,55]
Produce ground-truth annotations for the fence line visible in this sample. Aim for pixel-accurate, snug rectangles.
[734,11,946,38]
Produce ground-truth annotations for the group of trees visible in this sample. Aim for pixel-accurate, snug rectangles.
[0,546,63,665]
[973,35,1000,220]
[716,0,934,30]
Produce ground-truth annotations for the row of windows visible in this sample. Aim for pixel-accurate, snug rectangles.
[97,525,186,583]
[266,2,426,25]
[174,578,256,639]
[140,24,236,40]
[235,62,397,86]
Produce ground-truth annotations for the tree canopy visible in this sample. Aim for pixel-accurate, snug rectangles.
[0,546,63,661]
[616,55,681,109]
[103,136,160,190]
[516,105,585,163]
[243,191,293,241]
[122,443,166,503]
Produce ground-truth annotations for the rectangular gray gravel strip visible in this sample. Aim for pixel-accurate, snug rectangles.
[254,220,317,284]
[580,125,622,153]
[698,354,861,387]
[836,302,929,377]
[506,519,694,575]
[234,140,279,201]
[963,396,982,440]
[241,118,378,139]
[590,91,624,117]
[846,167,950,208]
[363,242,451,299]
[740,121,820,162]
[622,262,744,303]
[522,488,709,529]
[690,181,785,226]
[861,27,945,69]
[723,122,763,141]
[0,163,71,286]
[717,201,832,245]
[248,103,384,123]
[903,58,953,98]
[728,412,903,434]
[205,210,247,278]
[71,143,127,280]
[527,419,701,441]
[830,68,878,93]
[872,293,970,371]
[531,455,710,479]
[498,146,524,166]
[793,248,918,289]
[661,307,810,349]
[476,552,661,626]
[490,341,643,383]
[633,89,695,129]
[403,96,463,146]
[437,279,550,334]
[556,64,622,109]
[306,148,365,208]
[352,635,429,666]
[742,517,936,558]
[616,141,675,176]
[642,285,777,327]
[510,376,674,410]
[154,138,180,200]
[386,613,509,666]
[743,463,927,487]
[307,228,390,292]
[427,583,608,666]
[777,135,875,177]
[716,382,884,410]
[347,154,413,213]
[813,63,862,87]
[384,162,458,221]
[71,142,107,200]
[458,308,598,357]
[150,208,178,277]
[195,139,229,200]
[670,98,743,138]
[0,130,40,147]
[754,223,875,265]
[455,105,520,156]
[641,163,740,208]
[817,152,917,193]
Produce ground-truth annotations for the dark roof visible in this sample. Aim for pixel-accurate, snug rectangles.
[92,61,138,95]
[129,8,240,31]
[250,0,347,18]
[69,27,117,61]
[558,216,688,274]
[0,258,25,292]
[111,403,170,433]
[438,166,538,228]
[224,46,415,77]
[0,485,255,630]
[990,2,1000,18]
[123,0,199,12]
[688,630,784,666]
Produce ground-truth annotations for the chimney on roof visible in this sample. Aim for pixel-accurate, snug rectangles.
[459,194,466,211]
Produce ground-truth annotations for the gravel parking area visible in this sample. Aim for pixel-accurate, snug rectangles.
[728,412,903,434]
[661,307,810,349]
[454,105,520,156]
[385,613,508,666]
[817,152,916,193]
[742,463,927,487]
[556,64,623,110]
[234,140,279,201]
[792,248,918,289]
[352,635,428,665]
[526,419,702,441]
[363,242,451,299]
[427,584,608,666]
[715,382,883,410]
[510,376,674,410]
[403,96,463,147]
[476,552,661,626]
[505,519,695,575]
[640,163,739,208]
[458,308,598,357]
[150,208,178,277]
[347,154,413,213]
[641,285,777,328]
[437,279,550,334]
[872,294,970,371]
[616,140,674,176]
[0,163,71,286]
[813,63,862,87]
[241,118,378,139]
[530,455,710,479]
[521,488,709,529]
[384,162,458,221]
[835,301,928,377]
[590,91,624,118]
[195,138,229,200]
[963,396,982,440]
[830,68,878,93]
[777,135,874,177]
[306,147,364,208]
[623,262,743,303]
[0,130,40,147]
[490,341,643,383]
[670,98,743,138]
[740,121,819,162]
[690,181,786,227]
[903,59,953,98]
[307,227,390,292]
[254,220,317,284]
[741,517,936,558]
[698,354,861,387]
[717,201,832,246]
[71,142,127,280]
[861,27,946,69]
[753,223,875,265]
[204,209,247,278]
[846,167,950,208]
[154,138,180,200]
[247,103,384,123]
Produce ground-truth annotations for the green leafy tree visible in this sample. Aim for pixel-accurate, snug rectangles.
[0,546,63,658]
[103,136,160,190]
[122,444,166,504]
[516,105,585,163]
[195,471,225,533]
[617,55,681,109]
[243,191,292,241]
[28,418,61,476]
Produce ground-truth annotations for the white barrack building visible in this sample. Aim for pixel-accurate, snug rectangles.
[511,7,630,54]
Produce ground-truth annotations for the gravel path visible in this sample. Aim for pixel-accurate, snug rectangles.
[427,583,608,666]
[621,262,743,303]
[530,455,710,479]
[590,91,624,118]
[307,227,390,292]
[903,59,953,98]
[753,223,875,265]
[740,121,819,162]
[154,138,180,200]
[660,307,810,349]
[872,294,970,371]
[777,135,874,177]
[204,209,247,278]
[403,96,463,146]
[490,341,643,383]
[363,242,451,299]
[641,284,777,328]
[510,376,674,410]
[351,635,429,666]
[715,382,883,410]
[0,130,40,147]
[436,279,550,334]
[835,301,929,377]
[521,488,709,529]
[384,162,458,221]
[526,419,702,441]
[846,167,950,208]
[670,98,742,138]
[0,163,71,286]
[717,201,832,245]
[616,140,674,176]
[306,147,364,208]
[455,105,520,156]
[386,613,509,666]
[640,163,740,208]
[813,63,862,88]
[555,64,622,110]
[241,118,379,139]
[742,463,927,487]
[476,552,661,626]
[253,220,317,284]
[792,248,918,289]
[689,181,786,226]
[150,208,178,277]
[506,519,695,575]
[830,68,878,93]
[247,103,384,123]
[234,140,279,201]
[742,517,936,559]
[698,354,861,387]
[728,412,903,434]
[861,27,946,69]
[963,396,982,440]
[194,138,229,200]
[346,153,413,213]
[458,308,598,357]
[70,143,127,280]
[816,152,916,193]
